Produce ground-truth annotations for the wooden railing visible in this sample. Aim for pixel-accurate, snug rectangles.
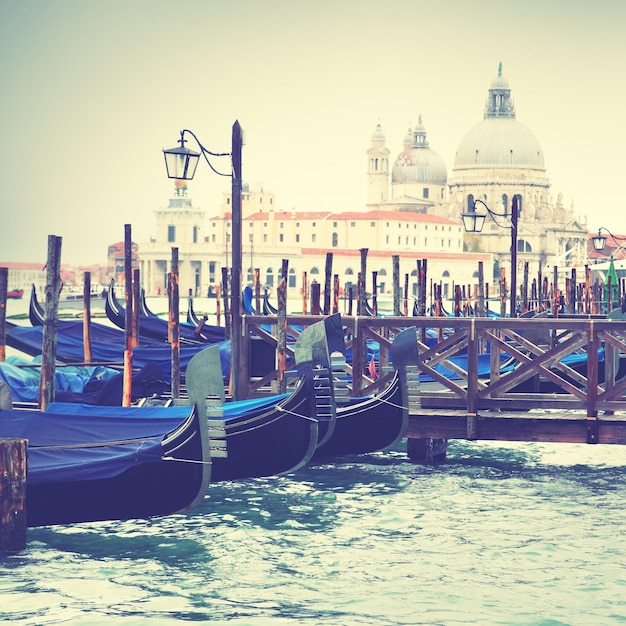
[241,314,626,421]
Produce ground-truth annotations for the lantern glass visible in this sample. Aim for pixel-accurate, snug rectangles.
[461,212,486,233]
[163,145,201,180]
[592,233,607,252]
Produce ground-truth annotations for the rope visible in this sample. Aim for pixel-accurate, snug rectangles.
[163,457,212,465]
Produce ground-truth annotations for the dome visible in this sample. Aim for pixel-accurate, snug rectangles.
[391,116,447,185]
[489,74,510,90]
[371,122,386,142]
[454,117,545,169]
[392,147,447,184]
[453,64,545,170]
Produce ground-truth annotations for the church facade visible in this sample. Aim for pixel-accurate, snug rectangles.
[138,65,587,306]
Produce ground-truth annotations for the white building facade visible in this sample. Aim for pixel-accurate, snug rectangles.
[137,65,587,306]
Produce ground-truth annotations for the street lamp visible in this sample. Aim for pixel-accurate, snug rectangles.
[591,227,626,254]
[461,196,520,317]
[163,121,244,400]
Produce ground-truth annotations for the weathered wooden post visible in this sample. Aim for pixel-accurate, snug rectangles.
[302,271,308,314]
[585,265,592,314]
[122,225,133,407]
[390,254,398,314]
[215,284,222,326]
[132,268,140,347]
[571,268,578,314]
[323,253,333,315]
[500,267,507,318]
[221,267,230,340]
[82,271,92,363]
[0,438,27,553]
[347,285,354,316]
[277,260,288,394]
[358,248,368,315]
[310,281,321,315]
[0,267,7,362]
[333,274,340,314]
[403,273,409,316]
[39,235,62,411]
[170,248,180,399]
[522,262,529,313]
[372,270,378,316]
[477,262,485,317]
[254,268,261,314]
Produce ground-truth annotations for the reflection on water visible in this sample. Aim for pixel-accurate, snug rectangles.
[2,440,626,625]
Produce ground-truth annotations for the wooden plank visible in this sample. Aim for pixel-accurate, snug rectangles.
[407,411,626,444]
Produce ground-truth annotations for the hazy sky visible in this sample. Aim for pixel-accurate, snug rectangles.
[1,0,625,266]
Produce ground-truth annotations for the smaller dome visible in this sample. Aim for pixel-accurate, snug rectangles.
[392,117,447,185]
[371,122,386,142]
[490,74,510,90]
[392,149,447,185]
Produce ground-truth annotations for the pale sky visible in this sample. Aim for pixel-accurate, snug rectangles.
[1,0,625,266]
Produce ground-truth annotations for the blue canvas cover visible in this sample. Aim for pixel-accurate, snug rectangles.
[0,357,119,403]
[0,404,193,485]
[6,323,231,378]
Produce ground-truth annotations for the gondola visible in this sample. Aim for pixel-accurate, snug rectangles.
[105,280,225,345]
[178,320,342,481]
[0,399,210,526]
[242,285,257,314]
[262,289,278,315]
[311,324,419,460]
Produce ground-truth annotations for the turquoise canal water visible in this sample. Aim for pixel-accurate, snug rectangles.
[2,439,626,625]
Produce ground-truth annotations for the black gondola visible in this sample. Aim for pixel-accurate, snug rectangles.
[0,399,210,527]
[311,324,419,460]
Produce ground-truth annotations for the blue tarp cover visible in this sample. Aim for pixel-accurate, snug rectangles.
[6,323,231,378]
[0,357,118,403]
[0,404,192,485]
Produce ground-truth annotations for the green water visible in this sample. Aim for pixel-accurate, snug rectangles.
[2,440,626,625]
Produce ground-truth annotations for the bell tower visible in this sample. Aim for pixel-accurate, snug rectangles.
[366,122,390,207]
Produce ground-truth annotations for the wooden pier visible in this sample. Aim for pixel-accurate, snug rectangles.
[241,313,626,450]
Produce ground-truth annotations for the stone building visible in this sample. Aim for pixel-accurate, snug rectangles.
[137,64,586,305]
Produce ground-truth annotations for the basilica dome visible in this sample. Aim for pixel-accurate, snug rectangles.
[391,116,447,185]
[453,64,545,171]
[454,117,545,169]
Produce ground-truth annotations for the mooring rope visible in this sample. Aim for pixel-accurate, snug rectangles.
[162,457,213,465]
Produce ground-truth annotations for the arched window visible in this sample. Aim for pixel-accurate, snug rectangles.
[345,268,354,276]
[266,267,274,287]
[289,268,296,288]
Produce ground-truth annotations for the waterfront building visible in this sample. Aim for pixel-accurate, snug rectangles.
[137,64,588,304]
[138,181,488,303]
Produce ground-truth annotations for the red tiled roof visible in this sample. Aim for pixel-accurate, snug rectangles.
[300,248,490,261]
[331,210,460,224]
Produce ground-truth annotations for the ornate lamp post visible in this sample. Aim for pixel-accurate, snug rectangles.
[163,121,244,400]
[461,196,520,317]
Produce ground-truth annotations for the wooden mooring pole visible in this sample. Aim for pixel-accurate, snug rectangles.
[122,224,133,407]
[39,235,62,411]
[0,267,7,363]
[0,438,27,553]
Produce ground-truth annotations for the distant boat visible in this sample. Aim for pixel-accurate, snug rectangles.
[7,289,24,299]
